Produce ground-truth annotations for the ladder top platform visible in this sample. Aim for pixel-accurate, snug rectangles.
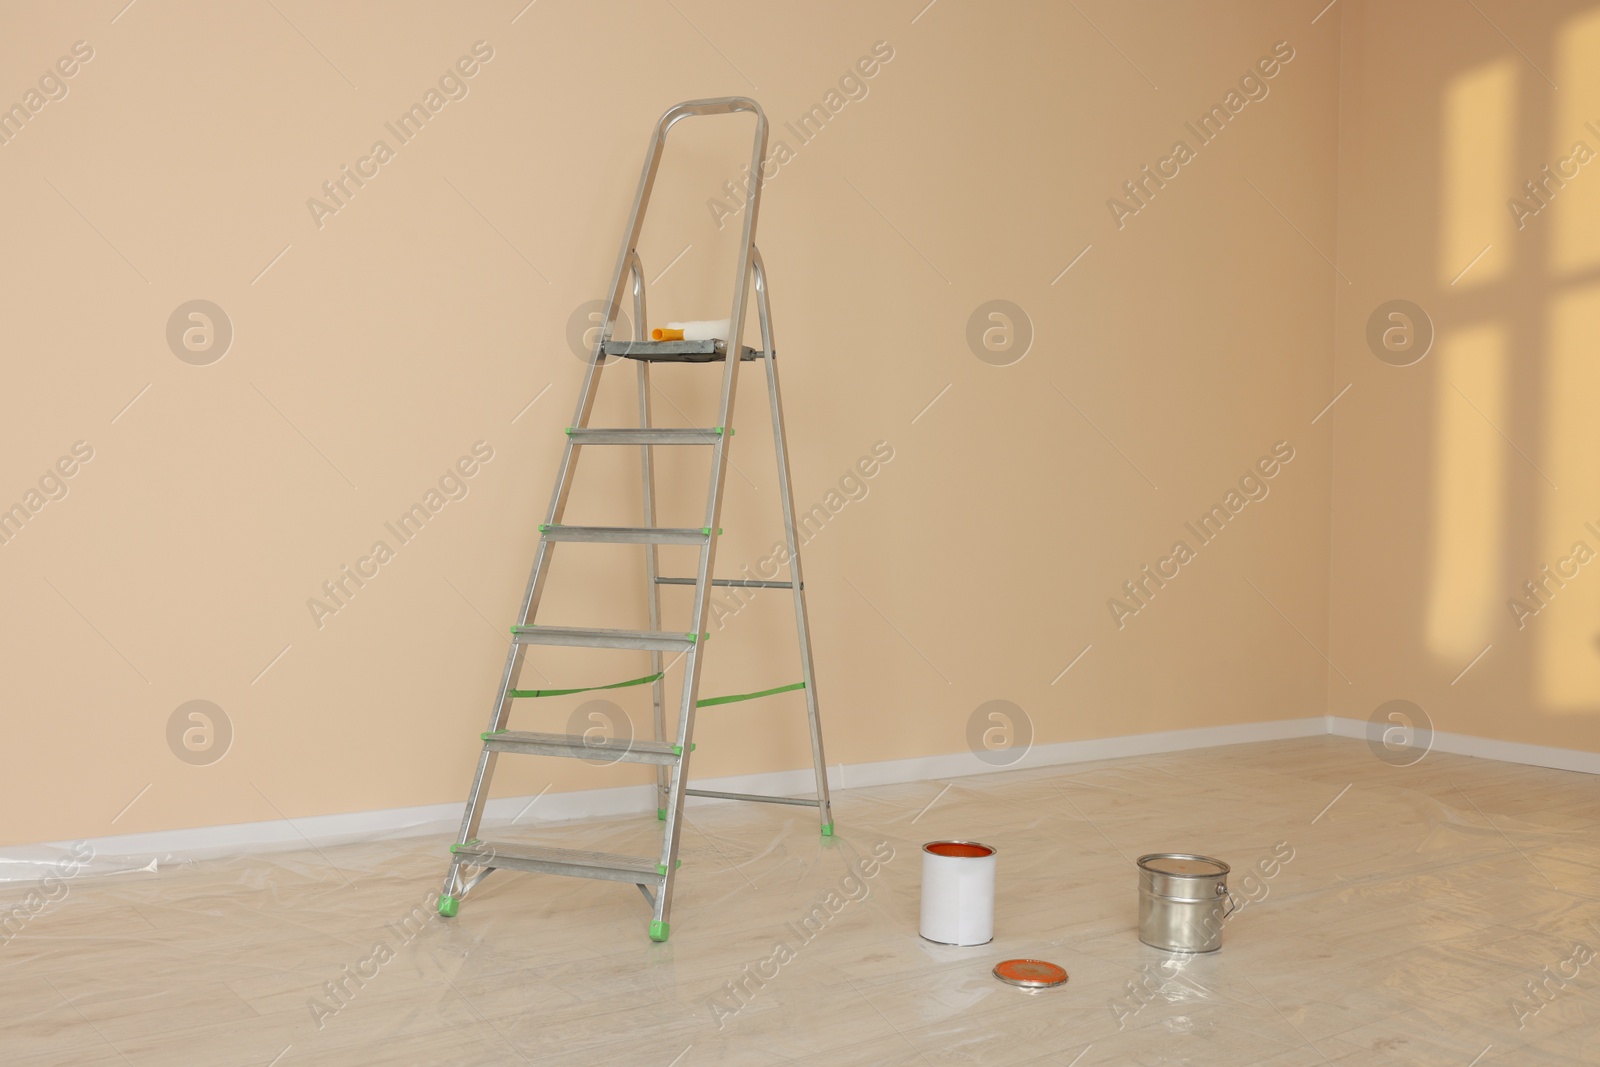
[603,338,764,363]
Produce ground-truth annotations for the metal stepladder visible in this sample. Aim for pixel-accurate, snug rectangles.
[438,98,833,942]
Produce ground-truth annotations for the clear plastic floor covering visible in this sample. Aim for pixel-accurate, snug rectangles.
[3,736,1599,1065]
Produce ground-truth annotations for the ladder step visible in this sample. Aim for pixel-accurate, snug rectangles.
[656,576,797,590]
[511,625,703,651]
[603,338,764,363]
[482,730,682,765]
[567,427,724,445]
[541,524,708,545]
[450,841,663,885]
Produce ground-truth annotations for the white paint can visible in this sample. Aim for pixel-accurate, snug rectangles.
[919,840,997,946]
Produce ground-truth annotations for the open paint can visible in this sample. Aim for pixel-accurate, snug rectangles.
[920,840,996,946]
[1137,853,1234,952]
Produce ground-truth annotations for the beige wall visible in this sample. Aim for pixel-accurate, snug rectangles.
[1330,0,1600,752]
[1,1,1341,847]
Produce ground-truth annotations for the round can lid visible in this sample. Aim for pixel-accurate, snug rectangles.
[992,959,1069,989]
[1138,853,1229,877]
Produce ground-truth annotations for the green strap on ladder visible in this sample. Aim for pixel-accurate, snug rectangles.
[508,672,663,699]
[697,681,805,708]
[507,675,804,707]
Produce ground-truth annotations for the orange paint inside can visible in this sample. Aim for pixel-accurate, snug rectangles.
[924,841,994,859]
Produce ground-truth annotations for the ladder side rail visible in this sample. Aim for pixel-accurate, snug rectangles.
[441,117,675,900]
[527,102,681,615]
[655,101,771,932]
[587,110,673,388]
[750,248,834,831]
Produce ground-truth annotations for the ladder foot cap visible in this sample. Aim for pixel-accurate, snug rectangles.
[438,895,459,918]
[820,822,834,837]
[649,920,670,942]
[656,808,667,821]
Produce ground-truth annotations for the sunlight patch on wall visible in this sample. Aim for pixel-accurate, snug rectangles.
[1426,324,1507,661]
[1439,58,1516,287]
[1551,7,1600,274]
[1537,283,1600,711]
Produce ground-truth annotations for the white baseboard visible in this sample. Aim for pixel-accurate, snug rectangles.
[11,713,1595,877]
[1324,715,1600,775]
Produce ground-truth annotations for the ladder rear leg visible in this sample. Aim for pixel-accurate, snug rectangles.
[630,257,671,821]
[752,249,834,835]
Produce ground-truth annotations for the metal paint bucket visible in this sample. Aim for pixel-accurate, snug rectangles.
[1137,853,1234,953]
[920,840,997,946]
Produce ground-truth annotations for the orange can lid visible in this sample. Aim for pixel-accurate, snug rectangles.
[992,959,1069,989]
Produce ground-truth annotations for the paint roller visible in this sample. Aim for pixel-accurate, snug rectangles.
[651,318,731,342]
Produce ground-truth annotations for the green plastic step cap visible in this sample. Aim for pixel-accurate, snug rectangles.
[649,920,670,942]
[656,859,681,875]
[656,807,667,821]
[449,839,482,854]
[820,822,835,837]
[438,895,459,918]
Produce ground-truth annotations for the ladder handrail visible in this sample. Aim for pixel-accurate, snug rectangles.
[587,96,769,385]
[537,97,768,718]
[658,96,765,132]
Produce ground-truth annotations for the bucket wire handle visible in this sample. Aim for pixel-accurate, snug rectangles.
[1218,883,1239,920]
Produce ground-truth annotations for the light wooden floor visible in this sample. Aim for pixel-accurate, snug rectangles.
[4,736,1600,1065]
